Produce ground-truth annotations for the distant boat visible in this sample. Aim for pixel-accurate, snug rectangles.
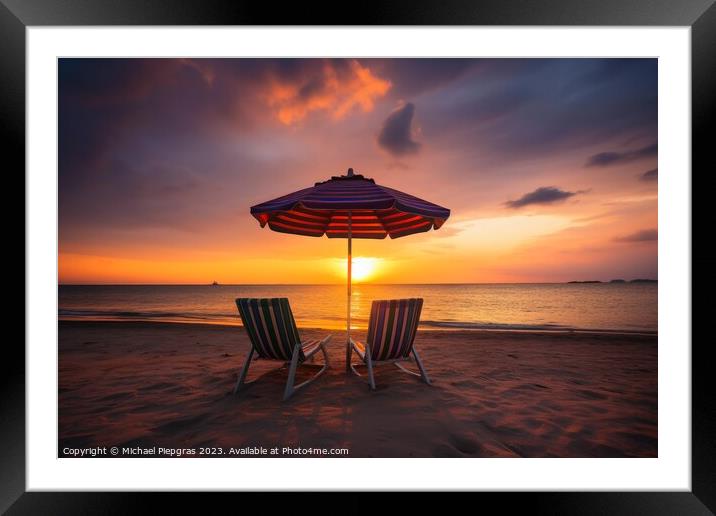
[211,281,220,286]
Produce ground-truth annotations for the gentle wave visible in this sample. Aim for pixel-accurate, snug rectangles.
[58,309,366,321]
[58,309,655,334]
[420,319,568,330]
[419,320,655,334]
[59,308,235,320]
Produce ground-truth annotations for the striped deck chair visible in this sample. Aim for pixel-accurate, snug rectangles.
[234,298,331,400]
[348,298,430,390]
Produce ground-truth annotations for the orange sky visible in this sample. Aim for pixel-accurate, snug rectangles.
[59,58,657,284]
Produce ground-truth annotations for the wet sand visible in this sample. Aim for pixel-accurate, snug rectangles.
[58,321,657,458]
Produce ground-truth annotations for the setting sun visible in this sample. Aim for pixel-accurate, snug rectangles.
[332,256,380,282]
[352,257,378,282]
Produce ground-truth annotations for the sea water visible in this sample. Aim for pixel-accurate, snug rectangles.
[59,283,657,333]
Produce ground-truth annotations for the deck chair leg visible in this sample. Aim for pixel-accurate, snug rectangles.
[345,340,352,373]
[346,339,353,372]
[283,344,302,401]
[365,352,376,391]
[412,348,431,385]
[233,347,255,394]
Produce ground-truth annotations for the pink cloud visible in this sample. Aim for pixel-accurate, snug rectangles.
[264,60,391,125]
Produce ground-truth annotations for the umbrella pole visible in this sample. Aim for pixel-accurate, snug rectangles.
[346,211,352,372]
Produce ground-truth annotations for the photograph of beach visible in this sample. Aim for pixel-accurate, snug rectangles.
[58,57,657,458]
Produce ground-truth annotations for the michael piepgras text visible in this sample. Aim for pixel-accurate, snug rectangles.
[61,446,349,457]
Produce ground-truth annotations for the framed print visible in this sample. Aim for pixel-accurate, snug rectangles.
[5,0,714,512]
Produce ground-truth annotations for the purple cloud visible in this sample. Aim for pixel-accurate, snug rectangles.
[377,102,421,156]
[585,143,657,167]
[614,229,658,242]
[505,186,580,208]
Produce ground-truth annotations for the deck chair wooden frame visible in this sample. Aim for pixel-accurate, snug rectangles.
[348,298,431,390]
[234,298,331,400]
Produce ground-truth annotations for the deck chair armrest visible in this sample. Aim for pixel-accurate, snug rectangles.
[350,338,368,361]
[303,334,332,360]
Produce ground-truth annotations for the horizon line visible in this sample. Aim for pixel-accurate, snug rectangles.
[58,280,658,287]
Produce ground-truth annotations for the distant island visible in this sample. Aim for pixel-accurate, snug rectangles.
[567,279,657,284]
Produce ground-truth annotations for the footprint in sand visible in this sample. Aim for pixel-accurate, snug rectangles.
[449,434,482,455]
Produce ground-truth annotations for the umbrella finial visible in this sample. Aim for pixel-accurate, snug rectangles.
[347,168,354,177]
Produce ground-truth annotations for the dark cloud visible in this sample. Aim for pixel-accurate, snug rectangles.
[59,58,390,189]
[59,58,392,232]
[585,143,658,167]
[377,102,421,156]
[614,229,658,242]
[505,186,579,208]
[640,168,658,181]
[363,58,475,97]
[422,59,658,165]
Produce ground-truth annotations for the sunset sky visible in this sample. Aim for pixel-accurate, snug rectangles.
[59,58,657,284]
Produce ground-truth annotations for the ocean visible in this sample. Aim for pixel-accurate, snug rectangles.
[58,283,657,334]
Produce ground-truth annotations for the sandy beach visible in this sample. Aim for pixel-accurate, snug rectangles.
[58,321,657,458]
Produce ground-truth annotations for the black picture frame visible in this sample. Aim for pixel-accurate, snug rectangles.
[5,0,714,513]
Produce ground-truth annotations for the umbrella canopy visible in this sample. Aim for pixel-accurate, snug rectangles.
[250,169,450,239]
[249,168,450,372]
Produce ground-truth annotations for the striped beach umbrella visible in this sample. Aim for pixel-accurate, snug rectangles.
[250,168,450,370]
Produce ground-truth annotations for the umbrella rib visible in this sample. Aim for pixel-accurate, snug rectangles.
[375,205,393,237]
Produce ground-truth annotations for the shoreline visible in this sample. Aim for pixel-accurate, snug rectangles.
[57,318,658,337]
